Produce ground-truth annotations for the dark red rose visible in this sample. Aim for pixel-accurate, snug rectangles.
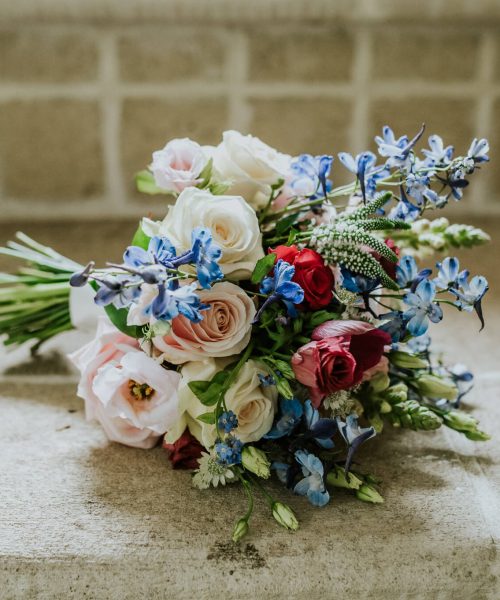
[269,245,335,310]
[163,429,203,470]
[292,320,391,406]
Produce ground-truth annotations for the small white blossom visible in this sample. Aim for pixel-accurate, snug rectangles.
[192,452,236,490]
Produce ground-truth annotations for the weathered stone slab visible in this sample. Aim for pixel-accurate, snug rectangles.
[0,377,498,599]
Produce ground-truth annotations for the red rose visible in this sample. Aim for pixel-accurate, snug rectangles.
[269,245,335,310]
[291,319,391,407]
[163,429,204,470]
[371,238,400,280]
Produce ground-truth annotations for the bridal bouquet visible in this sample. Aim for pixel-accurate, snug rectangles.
[0,126,491,541]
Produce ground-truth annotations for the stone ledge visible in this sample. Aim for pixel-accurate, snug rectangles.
[1,0,500,25]
[0,378,498,599]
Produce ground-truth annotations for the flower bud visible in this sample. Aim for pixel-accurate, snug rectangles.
[356,484,384,504]
[389,351,427,370]
[443,410,490,440]
[272,502,299,531]
[415,374,458,400]
[327,468,362,490]
[368,372,390,393]
[379,400,392,414]
[241,446,271,479]
[385,383,408,403]
[232,518,249,543]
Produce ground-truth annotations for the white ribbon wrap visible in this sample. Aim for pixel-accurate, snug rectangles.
[69,284,104,334]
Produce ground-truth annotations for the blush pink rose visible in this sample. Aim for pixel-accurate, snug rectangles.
[69,318,181,449]
[151,138,208,194]
[291,320,391,407]
[152,282,256,364]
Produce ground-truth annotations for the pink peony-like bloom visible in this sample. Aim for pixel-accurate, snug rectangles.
[291,320,391,407]
[152,281,256,364]
[151,138,208,194]
[69,317,180,449]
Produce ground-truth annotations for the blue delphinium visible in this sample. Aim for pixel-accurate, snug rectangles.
[218,411,238,434]
[422,134,454,166]
[379,310,409,343]
[255,259,304,322]
[293,450,330,507]
[94,274,142,308]
[191,227,224,289]
[433,257,461,290]
[215,436,243,466]
[449,272,488,329]
[290,154,333,198]
[402,279,443,336]
[396,255,432,289]
[336,414,376,472]
[407,333,431,354]
[375,124,425,169]
[405,172,438,205]
[264,398,303,439]
[338,151,381,201]
[388,189,421,223]
[341,267,380,295]
[152,281,209,323]
[467,138,489,164]
[303,400,336,449]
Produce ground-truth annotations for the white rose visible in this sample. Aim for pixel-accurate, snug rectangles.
[152,281,256,364]
[144,187,264,280]
[151,138,208,194]
[165,358,278,449]
[212,130,291,210]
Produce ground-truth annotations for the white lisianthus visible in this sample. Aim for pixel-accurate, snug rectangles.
[212,130,291,210]
[143,187,264,280]
[165,358,278,450]
[151,138,209,194]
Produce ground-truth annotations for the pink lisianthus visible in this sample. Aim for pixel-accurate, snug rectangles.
[69,317,181,449]
[291,320,391,407]
[151,138,208,194]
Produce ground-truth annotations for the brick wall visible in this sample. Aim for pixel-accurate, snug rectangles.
[1,7,500,222]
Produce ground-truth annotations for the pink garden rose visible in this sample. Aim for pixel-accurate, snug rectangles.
[152,282,256,364]
[291,320,391,407]
[69,317,181,449]
[151,138,208,194]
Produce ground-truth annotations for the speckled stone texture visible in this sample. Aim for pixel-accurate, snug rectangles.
[0,220,499,599]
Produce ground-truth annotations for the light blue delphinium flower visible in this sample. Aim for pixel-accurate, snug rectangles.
[293,450,330,507]
[341,267,380,295]
[388,186,422,222]
[303,400,336,449]
[336,414,376,472]
[94,274,142,308]
[379,311,410,343]
[338,151,379,201]
[407,333,431,354]
[433,257,461,290]
[449,273,488,330]
[255,259,304,322]
[403,279,443,336]
[264,398,303,440]
[191,227,223,289]
[467,138,489,164]
[375,124,425,169]
[151,281,209,323]
[396,255,432,289]
[290,154,333,198]
[405,172,439,205]
[123,235,176,270]
[422,134,454,166]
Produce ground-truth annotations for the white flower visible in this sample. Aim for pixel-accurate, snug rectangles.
[212,130,291,210]
[192,452,236,490]
[164,358,278,449]
[151,138,208,194]
[143,187,264,280]
[152,281,256,364]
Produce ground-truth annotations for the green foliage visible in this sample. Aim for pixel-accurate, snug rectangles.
[189,371,228,406]
[131,222,151,250]
[389,400,443,431]
[250,254,276,284]
[135,170,170,195]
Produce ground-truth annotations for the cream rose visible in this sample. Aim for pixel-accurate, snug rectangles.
[165,358,278,449]
[152,282,256,364]
[212,130,291,210]
[143,187,263,280]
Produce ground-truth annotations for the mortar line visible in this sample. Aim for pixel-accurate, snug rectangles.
[226,30,251,132]
[350,29,372,152]
[98,31,125,209]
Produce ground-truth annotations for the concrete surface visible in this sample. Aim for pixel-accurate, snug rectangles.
[0,219,499,599]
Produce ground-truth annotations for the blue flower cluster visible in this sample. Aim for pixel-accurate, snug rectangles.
[73,227,224,325]
[254,259,304,323]
[290,154,333,199]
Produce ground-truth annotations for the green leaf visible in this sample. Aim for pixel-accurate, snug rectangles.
[197,158,213,189]
[307,310,341,328]
[197,411,216,424]
[131,222,151,250]
[89,281,142,338]
[276,377,293,400]
[276,213,300,236]
[188,371,227,406]
[271,359,294,380]
[135,170,170,195]
[286,228,299,245]
[250,253,276,285]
